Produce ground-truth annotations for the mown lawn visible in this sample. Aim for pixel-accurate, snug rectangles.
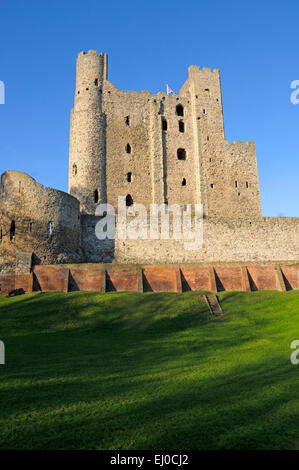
[0,290,299,450]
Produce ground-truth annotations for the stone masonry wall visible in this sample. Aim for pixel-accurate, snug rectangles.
[0,171,82,273]
[180,65,261,218]
[68,51,262,219]
[81,215,299,264]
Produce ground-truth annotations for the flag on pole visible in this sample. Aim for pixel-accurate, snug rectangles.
[167,84,175,95]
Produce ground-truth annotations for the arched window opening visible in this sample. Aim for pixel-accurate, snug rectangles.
[94,189,99,203]
[210,183,214,189]
[126,172,132,182]
[162,118,167,131]
[126,143,131,154]
[179,120,184,132]
[182,178,186,186]
[10,220,15,241]
[176,104,184,116]
[73,163,77,176]
[126,194,133,206]
[177,148,186,160]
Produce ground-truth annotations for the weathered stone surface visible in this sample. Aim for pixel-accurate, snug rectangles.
[0,171,82,273]
[0,51,298,274]
[69,52,261,218]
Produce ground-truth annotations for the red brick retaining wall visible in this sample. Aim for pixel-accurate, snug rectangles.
[0,263,298,296]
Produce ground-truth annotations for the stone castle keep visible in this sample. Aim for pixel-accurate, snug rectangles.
[0,50,298,294]
[68,50,261,217]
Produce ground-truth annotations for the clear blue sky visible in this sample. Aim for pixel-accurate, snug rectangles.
[0,0,298,216]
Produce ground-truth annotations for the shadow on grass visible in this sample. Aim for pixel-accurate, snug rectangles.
[0,291,299,450]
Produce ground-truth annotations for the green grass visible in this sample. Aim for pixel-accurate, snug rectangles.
[0,290,299,450]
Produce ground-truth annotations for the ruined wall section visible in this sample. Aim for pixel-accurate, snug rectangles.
[69,50,107,213]
[102,83,153,209]
[158,92,198,207]
[102,82,200,210]
[212,140,262,218]
[80,215,299,264]
[0,171,81,272]
[180,66,261,218]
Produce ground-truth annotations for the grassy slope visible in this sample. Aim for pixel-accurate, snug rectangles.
[0,290,299,450]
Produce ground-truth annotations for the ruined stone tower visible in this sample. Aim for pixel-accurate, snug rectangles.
[68,50,107,213]
[68,50,261,218]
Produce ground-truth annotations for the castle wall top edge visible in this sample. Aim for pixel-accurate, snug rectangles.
[1,170,79,204]
[78,50,107,57]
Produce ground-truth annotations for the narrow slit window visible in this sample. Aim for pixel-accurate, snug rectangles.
[235,181,238,188]
[48,221,53,237]
[177,148,186,160]
[126,143,131,154]
[126,194,133,206]
[125,116,130,126]
[179,120,184,132]
[10,220,15,241]
[182,178,186,186]
[162,118,167,131]
[94,78,98,86]
[29,222,32,233]
[176,104,184,116]
[210,184,214,189]
[126,172,132,182]
[73,163,77,176]
[94,189,99,203]
[246,181,249,188]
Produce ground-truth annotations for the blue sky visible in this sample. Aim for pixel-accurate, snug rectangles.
[0,0,298,216]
